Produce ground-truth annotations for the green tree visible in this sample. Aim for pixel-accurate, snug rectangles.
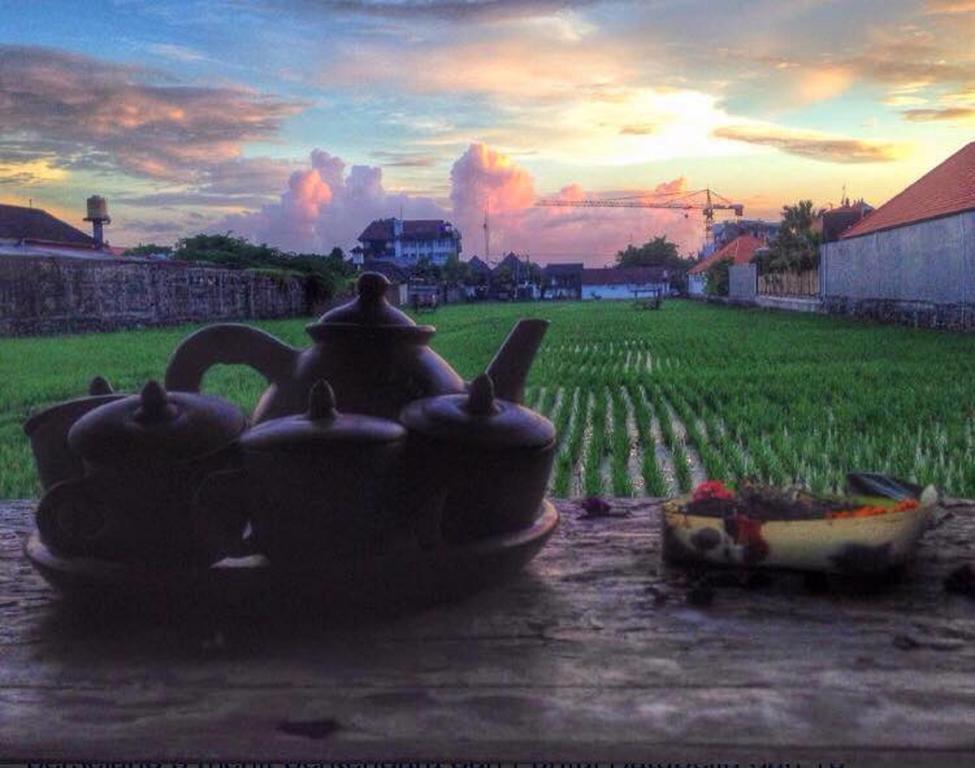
[442,254,470,285]
[492,264,514,295]
[172,233,352,301]
[704,258,732,296]
[616,235,685,270]
[754,200,822,274]
[123,243,172,258]
[411,256,443,282]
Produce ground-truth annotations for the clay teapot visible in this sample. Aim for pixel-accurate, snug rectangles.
[35,380,248,565]
[163,272,548,422]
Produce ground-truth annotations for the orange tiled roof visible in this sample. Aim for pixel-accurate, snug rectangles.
[842,142,975,239]
[688,234,766,275]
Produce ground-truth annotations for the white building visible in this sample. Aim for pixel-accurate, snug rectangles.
[357,218,461,267]
[581,267,672,300]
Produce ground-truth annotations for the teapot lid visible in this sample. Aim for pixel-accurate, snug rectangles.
[68,380,246,464]
[313,272,427,329]
[241,380,406,451]
[399,374,555,449]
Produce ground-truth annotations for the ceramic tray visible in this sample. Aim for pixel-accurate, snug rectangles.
[24,500,558,614]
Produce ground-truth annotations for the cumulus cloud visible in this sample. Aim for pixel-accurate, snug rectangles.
[217,149,445,252]
[712,125,905,164]
[0,45,304,182]
[450,143,536,221]
[212,142,699,263]
[448,144,698,262]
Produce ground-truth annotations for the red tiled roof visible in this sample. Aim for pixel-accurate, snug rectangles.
[688,234,765,275]
[582,266,670,285]
[841,142,975,239]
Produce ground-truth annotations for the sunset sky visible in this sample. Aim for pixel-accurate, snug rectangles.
[1,0,973,263]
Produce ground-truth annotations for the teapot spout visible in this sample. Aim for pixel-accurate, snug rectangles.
[484,319,548,404]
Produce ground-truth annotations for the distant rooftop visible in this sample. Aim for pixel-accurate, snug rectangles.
[582,266,670,285]
[359,218,458,242]
[0,204,96,247]
[689,234,766,275]
[842,142,975,239]
[543,262,584,276]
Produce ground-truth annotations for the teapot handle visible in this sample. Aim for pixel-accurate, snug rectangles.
[164,323,299,393]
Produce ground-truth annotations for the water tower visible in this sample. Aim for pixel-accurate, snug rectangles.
[84,195,111,246]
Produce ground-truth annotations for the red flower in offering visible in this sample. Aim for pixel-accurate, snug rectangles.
[693,480,734,502]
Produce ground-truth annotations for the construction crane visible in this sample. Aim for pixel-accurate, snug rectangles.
[535,187,744,246]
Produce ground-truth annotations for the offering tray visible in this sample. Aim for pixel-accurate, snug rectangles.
[25,500,559,614]
[662,474,938,574]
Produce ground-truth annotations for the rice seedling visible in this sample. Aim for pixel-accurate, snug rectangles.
[5,299,975,499]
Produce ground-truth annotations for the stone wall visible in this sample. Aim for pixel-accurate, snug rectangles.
[0,256,312,337]
[822,296,975,331]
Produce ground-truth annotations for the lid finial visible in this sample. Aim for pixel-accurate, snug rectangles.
[357,272,390,305]
[467,373,497,416]
[135,380,173,423]
[88,376,113,396]
[308,379,338,421]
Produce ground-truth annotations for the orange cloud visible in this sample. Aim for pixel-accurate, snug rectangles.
[713,125,905,163]
[925,0,975,13]
[902,107,975,121]
[796,66,854,103]
[0,45,304,181]
[450,142,536,220]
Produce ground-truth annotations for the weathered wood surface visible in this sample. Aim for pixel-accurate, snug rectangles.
[2,497,975,764]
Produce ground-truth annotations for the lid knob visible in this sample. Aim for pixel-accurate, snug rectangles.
[466,373,498,416]
[307,379,338,422]
[134,380,175,423]
[357,272,390,305]
[88,376,113,396]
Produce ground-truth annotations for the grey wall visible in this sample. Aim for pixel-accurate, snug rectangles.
[728,263,757,301]
[822,211,975,304]
[0,256,312,337]
[819,211,975,330]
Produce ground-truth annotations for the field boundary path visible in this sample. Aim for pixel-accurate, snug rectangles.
[2,498,975,764]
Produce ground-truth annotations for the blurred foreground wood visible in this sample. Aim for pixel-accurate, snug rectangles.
[1,497,974,765]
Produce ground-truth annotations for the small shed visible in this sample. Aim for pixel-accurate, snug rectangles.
[688,234,765,296]
[581,266,671,300]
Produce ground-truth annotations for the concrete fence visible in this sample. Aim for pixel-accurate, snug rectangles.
[728,263,757,302]
[821,210,975,331]
[0,256,313,337]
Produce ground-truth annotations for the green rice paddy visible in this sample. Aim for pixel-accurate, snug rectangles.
[4,299,975,500]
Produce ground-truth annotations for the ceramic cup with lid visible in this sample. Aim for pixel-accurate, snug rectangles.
[35,380,248,565]
[23,376,125,492]
[235,379,408,566]
[400,373,557,545]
